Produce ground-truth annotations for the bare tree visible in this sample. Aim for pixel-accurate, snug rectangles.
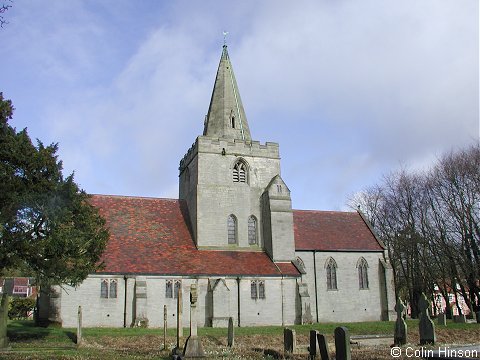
[0,1,12,28]
[349,144,480,318]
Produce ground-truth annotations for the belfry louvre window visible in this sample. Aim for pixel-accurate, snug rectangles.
[248,216,257,245]
[100,279,117,299]
[233,160,247,183]
[227,215,237,244]
[251,280,265,299]
[326,258,338,290]
[357,258,369,289]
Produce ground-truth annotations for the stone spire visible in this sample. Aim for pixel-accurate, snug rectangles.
[203,45,252,141]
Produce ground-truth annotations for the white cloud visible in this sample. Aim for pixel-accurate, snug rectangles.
[1,0,477,210]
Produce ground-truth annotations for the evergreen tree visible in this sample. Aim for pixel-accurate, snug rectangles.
[0,92,109,286]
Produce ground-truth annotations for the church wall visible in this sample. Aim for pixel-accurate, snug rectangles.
[53,275,299,328]
[179,153,198,243]
[57,275,126,327]
[238,277,297,326]
[296,251,387,323]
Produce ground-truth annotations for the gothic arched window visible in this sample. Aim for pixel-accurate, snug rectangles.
[326,258,338,290]
[100,279,109,298]
[357,257,369,289]
[233,159,247,183]
[248,216,257,245]
[227,215,237,244]
[109,279,117,298]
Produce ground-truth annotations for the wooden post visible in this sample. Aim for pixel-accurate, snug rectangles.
[176,285,183,349]
[163,305,167,350]
[77,306,82,346]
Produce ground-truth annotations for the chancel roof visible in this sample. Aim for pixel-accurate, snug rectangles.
[91,195,299,277]
[293,210,385,251]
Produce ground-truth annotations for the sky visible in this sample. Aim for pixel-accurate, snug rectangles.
[1,0,478,211]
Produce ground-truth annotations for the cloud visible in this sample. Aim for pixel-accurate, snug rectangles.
[1,0,477,210]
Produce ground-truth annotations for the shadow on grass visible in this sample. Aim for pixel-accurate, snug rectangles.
[7,320,52,341]
[64,331,77,344]
[7,320,76,345]
[253,347,283,359]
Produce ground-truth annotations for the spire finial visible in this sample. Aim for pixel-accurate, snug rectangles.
[223,31,229,46]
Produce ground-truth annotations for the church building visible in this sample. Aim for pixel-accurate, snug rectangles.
[41,45,396,328]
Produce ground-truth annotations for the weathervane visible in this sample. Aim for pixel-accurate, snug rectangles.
[223,31,229,46]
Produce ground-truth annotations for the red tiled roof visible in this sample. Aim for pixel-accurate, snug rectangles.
[293,210,384,251]
[275,262,301,276]
[13,278,29,286]
[90,195,300,277]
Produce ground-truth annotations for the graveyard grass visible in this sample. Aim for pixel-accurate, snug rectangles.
[2,320,479,359]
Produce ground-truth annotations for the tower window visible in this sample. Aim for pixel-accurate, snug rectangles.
[233,160,247,183]
[227,215,237,244]
[231,116,235,128]
[357,258,369,289]
[248,216,257,245]
[326,258,338,290]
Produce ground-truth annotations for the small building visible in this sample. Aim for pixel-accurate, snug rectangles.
[0,278,36,298]
[40,45,395,327]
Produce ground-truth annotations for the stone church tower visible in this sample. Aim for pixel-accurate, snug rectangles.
[179,45,295,262]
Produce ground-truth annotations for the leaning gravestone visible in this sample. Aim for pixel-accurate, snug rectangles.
[283,328,296,354]
[227,317,234,348]
[334,327,351,360]
[0,294,8,349]
[394,299,407,345]
[309,330,320,358]
[317,333,331,360]
[437,312,446,326]
[418,293,436,345]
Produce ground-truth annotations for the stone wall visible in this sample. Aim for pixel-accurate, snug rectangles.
[295,251,393,322]
[52,275,298,328]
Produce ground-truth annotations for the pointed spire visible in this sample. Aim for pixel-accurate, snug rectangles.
[203,45,251,141]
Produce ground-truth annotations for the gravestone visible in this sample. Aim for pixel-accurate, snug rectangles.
[227,317,234,348]
[454,314,466,323]
[183,283,205,358]
[418,293,436,345]
[0,294,9,349]
[334,327,351,360]
[394,299,407,345]
[437,312,446,326]
[283,328,296,353]
[309,330,320,358]
[317,333,331,360]
[77,306,82,345]
[476,311,480,324]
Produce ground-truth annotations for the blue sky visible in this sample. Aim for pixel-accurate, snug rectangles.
[1,0,478,211]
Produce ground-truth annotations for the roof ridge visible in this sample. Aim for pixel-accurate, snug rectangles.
[293,209,356,214]
[90,194,180,202]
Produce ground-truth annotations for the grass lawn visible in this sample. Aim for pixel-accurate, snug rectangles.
[1,319,479,359]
